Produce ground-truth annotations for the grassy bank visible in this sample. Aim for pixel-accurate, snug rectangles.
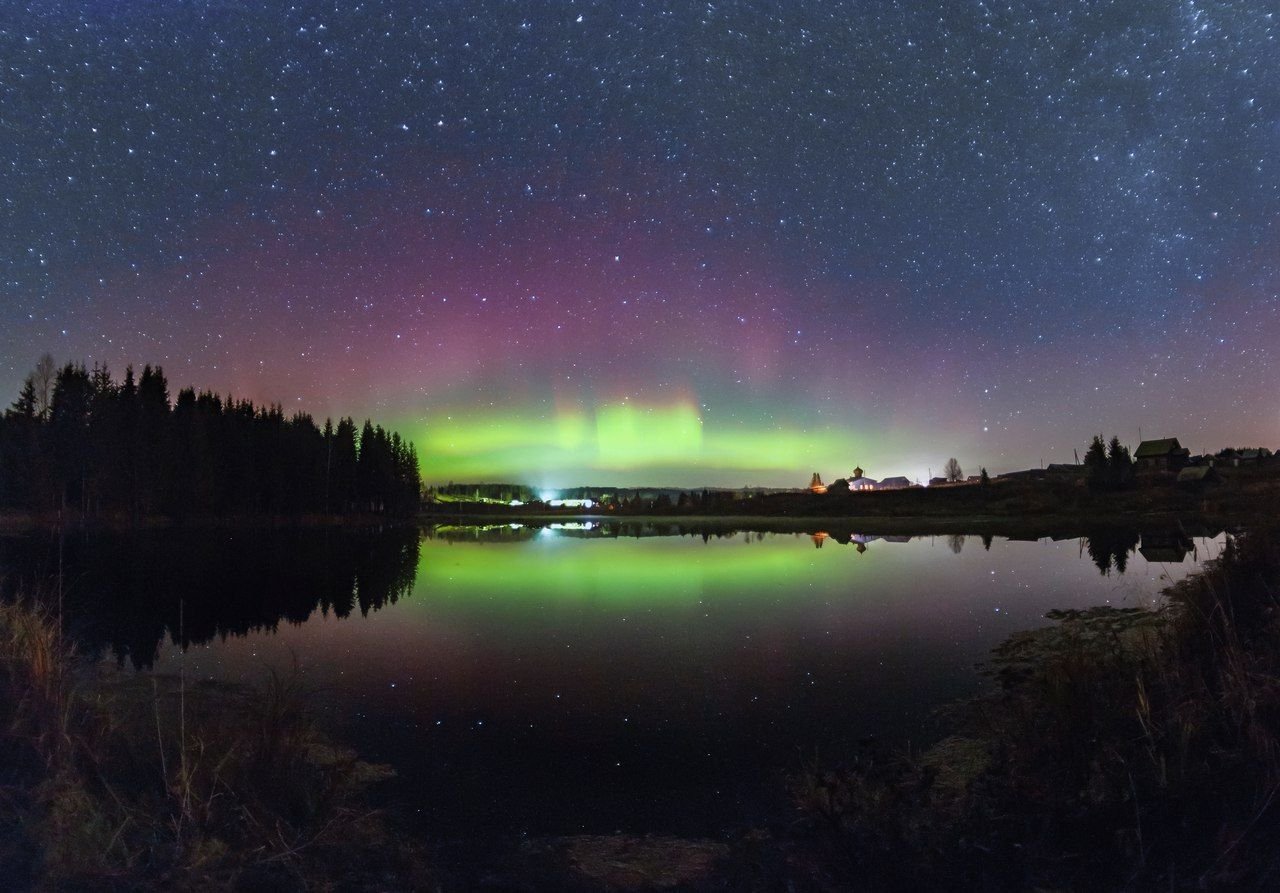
[0,596,431,890]
[793,526,1280,889]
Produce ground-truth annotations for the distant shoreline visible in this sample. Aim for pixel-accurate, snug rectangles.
[420,463,1280,537]
[0,509,1244,546]
[4,462,1275,539]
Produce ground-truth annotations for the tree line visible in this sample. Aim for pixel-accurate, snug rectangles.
[430,482,540,503]
[0,355,421,519]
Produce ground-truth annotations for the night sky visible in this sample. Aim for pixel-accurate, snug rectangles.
[3,1,1277,486]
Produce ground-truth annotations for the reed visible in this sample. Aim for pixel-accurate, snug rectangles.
[0,585,427,889]
[793,528,1280,889]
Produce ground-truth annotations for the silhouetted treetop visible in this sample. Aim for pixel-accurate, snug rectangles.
[0,358,421,518]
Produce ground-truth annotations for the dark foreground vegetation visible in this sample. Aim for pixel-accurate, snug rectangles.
[793,526,1280,890]
[0,355,421,520]
[0,595,432,890]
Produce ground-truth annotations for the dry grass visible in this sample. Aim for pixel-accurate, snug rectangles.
[0,592,429,890]
[793,528,1280,890]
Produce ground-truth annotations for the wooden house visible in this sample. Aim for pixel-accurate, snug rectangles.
[1134,438,1190,472]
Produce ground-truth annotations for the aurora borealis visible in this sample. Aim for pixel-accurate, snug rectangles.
[3,2,1278,486]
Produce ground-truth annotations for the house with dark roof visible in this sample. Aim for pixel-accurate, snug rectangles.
[1138,530,1192,564]
[998,468,1048,482]
[1134,438,1190,472]
[877,476,913,490]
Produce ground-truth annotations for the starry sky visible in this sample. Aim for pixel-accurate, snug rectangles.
[2,1,1278,487]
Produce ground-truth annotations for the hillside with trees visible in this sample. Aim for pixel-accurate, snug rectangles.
[0,355,421,520]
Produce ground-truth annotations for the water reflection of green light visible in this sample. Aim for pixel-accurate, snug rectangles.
[416,531,865,604]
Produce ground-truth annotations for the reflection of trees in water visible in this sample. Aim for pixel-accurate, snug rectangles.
[428,524,539,543]
[0,526,419,669]
[1085,530,1142,575]
[946,534,966,555]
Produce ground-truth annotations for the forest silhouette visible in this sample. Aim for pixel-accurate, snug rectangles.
[0,356,420,519]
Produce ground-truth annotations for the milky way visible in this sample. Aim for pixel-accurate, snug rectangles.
[2,2,1277,485]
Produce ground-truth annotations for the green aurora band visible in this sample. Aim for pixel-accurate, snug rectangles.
[400,400,898,487]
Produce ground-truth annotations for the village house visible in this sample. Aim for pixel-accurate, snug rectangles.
[877,476,913,490]
[1134,438,1190,472]
[998,468,1048,482]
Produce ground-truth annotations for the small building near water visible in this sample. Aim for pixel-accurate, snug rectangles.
[877,476,913,490]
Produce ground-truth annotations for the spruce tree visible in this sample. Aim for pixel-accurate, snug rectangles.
[1084,435,1108,488]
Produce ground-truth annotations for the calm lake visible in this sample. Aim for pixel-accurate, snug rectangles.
[0,521,1226,838]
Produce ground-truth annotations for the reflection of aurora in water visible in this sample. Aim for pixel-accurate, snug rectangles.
[0,524,1229,837]
[423,525,824,604]
[0,524,1223,665]
[408,525,1222,616]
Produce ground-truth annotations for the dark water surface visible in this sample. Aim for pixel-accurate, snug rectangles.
[0,522,1225,838]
